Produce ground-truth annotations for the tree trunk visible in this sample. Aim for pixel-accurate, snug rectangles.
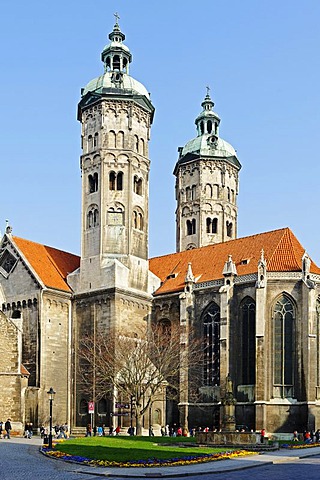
[135,411,142,436]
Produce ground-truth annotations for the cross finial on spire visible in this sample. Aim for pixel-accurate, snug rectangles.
[206,85,210,96]
[114,12,120,25]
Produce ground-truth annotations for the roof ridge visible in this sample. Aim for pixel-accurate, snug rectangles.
[12,236,79,258]
[286,228,304,270]
[266,227,291,267]
[149,227,290,261]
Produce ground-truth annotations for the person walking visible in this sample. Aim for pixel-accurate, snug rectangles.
[4,419,12,439]
[260,428,266,444]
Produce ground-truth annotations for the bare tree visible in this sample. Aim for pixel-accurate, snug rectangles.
[78,322,203,435]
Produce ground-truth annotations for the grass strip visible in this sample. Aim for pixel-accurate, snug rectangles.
[55,436,231,462]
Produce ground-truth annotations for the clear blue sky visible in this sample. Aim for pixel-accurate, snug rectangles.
[1,0,320,263]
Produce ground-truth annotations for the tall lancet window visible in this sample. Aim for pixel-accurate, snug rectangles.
[240,297,256,385]
[273,294,295,398]
[202,302,220,386]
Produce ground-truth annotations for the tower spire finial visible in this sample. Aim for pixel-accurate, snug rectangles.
[114,12,120,25]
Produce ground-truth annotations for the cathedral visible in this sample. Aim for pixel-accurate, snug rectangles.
[1,18,320,435]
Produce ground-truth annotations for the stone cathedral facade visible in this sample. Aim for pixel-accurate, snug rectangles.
[1,19,320,435]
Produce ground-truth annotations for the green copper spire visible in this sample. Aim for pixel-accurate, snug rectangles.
[101,15,132,74]
[195,87,221,137]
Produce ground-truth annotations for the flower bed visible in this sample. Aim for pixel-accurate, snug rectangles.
[281,442,320,449]
[42,444,256,468]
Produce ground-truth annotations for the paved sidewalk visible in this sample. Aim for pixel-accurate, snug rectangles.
[5,437,320,478]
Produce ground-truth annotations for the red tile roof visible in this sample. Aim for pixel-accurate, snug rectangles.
[12,237,80,293]
[149,228,320,296]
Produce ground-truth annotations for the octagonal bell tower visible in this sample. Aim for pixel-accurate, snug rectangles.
[77,18,155,294]
[174,90,241,252]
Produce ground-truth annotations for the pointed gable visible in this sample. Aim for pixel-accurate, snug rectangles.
[149,227,320,296]
[12,237,80,293]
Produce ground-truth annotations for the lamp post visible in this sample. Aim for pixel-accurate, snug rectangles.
[47,387,56,449]
[130,395,135,435]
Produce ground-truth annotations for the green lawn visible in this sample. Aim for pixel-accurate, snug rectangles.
[55,436,230,462]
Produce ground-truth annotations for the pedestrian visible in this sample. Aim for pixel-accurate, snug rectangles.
[58,424,67,439]
[64,423,69,438]
[293,430,299,442]
[304,431,312,443]
[4,419,12,439]
[260,428,266,444]
[54,424,60,438]
[109,426,113,436]
[165,425,169,436]
[0,421,3,439]
[86,424,92,437]
[115,425,121,435]
[177,426,182,436]
[97,425,103,436]
[149,425,154,436]
[160,426,165,436]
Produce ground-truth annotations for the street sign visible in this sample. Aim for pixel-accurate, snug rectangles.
[115,402,130,409]
[110,412,129,417]
[88,401,95,414]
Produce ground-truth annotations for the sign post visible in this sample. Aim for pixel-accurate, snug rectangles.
[88,401,95,434]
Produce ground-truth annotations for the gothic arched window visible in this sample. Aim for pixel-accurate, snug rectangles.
[133,210,143,231]
[94,132,99,148]
[88,135,93,151]
[206,217,218,234]
[87,205,99,229]
[202,302,220,386]
[273,294,295,398]
[79,399,87,415]
[88,173,98,193]
[98,398,107,414]
[117,172,123,191]
[240,297,256,385]
[109,171,116,190]
[140,138,145,156]
[212,218,218,233]
[109,171,123,191]
[226,221,233,237]
[134,176,143,195]
[134,135,139,152]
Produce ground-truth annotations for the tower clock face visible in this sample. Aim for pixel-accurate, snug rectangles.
[208,135,218,146]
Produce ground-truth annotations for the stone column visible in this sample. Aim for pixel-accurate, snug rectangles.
[254,251,268,431]
[301,269,317,430]
[178,264,195,435]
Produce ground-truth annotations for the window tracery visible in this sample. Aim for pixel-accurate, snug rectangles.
[273,294,295,398]
[202,302,220,386]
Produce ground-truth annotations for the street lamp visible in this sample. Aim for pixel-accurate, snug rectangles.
[47,387,56,449]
